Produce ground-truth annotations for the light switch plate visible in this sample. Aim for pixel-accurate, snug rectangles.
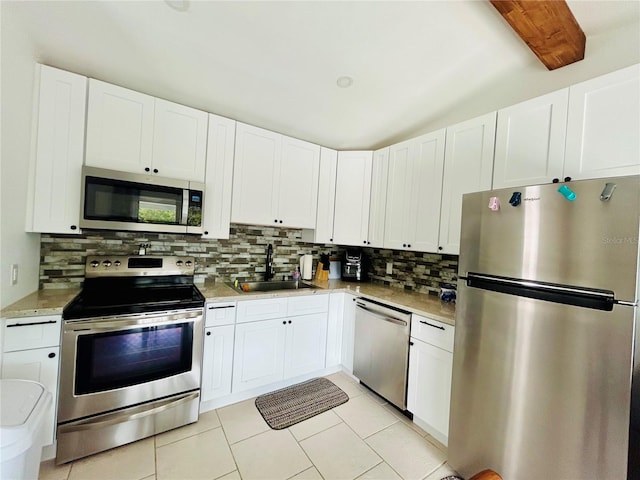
[386,262,393,275]
[10,264,18,285]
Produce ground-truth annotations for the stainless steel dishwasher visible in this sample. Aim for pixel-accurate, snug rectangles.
[353,297,412,410]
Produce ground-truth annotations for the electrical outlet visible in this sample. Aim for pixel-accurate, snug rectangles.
[386,262,393,275]
[10,264,18,286]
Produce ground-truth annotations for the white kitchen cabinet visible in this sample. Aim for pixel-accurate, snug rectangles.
[201,325,235,402]
[326,292,345,368]
[302,147,338,244]
[26,65,87,234]
[341,293,357,373]
[202,113,236,239]
[493,89,569,188]
[384,129,446,252]
[2,315,62,447]
[201,302,236,402]
[232,295,329,392]
[407,337,453,445]
[407,314,454,445]
[232,123,320,229]
[232,318,287,392]
[151,98,208,181]
[284,312,328,378]
[85,79,155,174]
[367,147,389,248]
[332,151,373,247]
[438,112,496,255]
[85,79,207,181]
[564,64,640,180]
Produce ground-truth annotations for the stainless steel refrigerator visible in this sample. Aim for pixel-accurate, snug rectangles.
[449,175,639,480]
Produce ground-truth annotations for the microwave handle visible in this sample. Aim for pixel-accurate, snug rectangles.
[181,190,189,226]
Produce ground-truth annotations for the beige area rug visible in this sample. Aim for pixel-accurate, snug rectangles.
[255,377,349,430]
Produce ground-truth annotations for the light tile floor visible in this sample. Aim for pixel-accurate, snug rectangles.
[39,372,459,480]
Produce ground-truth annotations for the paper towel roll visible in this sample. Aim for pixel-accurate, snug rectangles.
[301,254,313,280]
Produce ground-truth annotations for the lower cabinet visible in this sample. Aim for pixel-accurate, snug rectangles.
[201,325,235,402]
[1,315,62,447]
[407,314,454,446]
[325,293,345,368]
[341,293,357,373]
[232,295,329,393]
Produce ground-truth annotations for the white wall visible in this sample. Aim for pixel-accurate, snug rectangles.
[1,4,41,308]
[402,21,640,140]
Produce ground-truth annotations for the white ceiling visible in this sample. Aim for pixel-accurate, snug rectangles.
[4,1,640,150]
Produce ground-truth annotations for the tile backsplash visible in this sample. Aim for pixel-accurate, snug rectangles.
[40,226,458,296]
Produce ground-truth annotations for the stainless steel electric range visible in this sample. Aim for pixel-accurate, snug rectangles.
[56,255,205,464]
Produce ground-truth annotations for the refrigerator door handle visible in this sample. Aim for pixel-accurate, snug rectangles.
[465,272,616,311]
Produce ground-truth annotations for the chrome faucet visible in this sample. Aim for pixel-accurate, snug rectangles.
[265,244,274,281]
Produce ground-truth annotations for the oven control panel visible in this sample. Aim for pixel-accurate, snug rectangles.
[85,256,196,277]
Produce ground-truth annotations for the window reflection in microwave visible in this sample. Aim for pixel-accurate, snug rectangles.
[138,198,178,224]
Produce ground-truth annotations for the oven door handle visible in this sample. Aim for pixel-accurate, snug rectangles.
[57,391,199,433]
[66,311,202,332]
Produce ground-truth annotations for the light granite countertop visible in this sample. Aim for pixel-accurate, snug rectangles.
[2,280,455,326]
[181,279,455,325]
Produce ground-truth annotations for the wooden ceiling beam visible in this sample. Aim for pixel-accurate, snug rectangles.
[490,0,586,70]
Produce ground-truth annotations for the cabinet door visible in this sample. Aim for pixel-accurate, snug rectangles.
[278,137,321,228]
[333,151,373,247]
[384,140,413,250]
[341,294,357,373]
[312,147,338,243]
[284,313,328,378]
[408,129,446,252]
[326,293,345,368]
[368,147,389,248]
[2,347,60,445]
[152,98,208,181]
[85,79,155,173]
[29,65,87,234]
[439,112,496,255]
[407,339,453,445]
[231,123,281,226]
[232,319,286,392]
[201,325,234,402]
[565,64,640,180]
[202,114,236,239]
[493,89,568,188]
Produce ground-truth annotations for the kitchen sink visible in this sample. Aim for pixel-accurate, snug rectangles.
[229,280,314,293]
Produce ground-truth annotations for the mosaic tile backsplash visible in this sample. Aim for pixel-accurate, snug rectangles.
[40,225,458,296]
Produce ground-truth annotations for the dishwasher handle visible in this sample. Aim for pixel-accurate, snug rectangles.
[355,302,408,327]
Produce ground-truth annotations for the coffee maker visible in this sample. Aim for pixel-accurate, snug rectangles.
[341,249,367,281]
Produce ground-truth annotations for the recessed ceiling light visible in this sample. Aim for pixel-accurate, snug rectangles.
[336,76,354,88]
[164,0,190,12]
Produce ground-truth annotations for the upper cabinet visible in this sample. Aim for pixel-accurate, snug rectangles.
[332,151,373,247]
[493,89,568,189]
[26,65,87,234]
[302,147,338,244]
[202,113,236,239]
[439,112,496,255]
[231,123,320,229]
[564,64,640,180]
[85,79,208,182]
[367,148,389,248]
[384,130,445,252]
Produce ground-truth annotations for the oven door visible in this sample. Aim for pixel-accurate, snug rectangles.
[58,308,203,423]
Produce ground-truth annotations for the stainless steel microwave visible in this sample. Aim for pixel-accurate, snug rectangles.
[80,166,204,234]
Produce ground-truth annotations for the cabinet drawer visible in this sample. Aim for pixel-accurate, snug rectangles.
[236,298,289,324]
[3,316,61,352]
[410,314,454,352]
[205,302,236,327]
[287,294,329,317]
